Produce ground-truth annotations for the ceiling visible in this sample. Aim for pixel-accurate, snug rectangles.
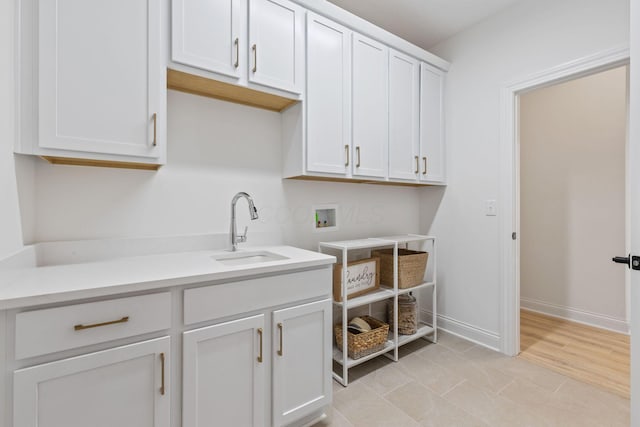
[326,0,524,49]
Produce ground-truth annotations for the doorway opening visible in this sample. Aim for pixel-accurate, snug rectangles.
[499,46,631,398]
[517,66,629,397]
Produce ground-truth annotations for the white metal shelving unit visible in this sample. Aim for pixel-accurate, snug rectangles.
[319,234,437,386]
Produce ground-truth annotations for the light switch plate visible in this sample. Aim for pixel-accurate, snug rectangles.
[485,200,497,216]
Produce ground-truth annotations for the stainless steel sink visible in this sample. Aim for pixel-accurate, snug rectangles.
[212,251,288,266]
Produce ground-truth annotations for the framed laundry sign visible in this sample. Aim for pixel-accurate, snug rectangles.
[333,257,380,302]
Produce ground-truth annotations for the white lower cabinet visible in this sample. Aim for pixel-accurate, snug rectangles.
[183,315,266,427]
[183,299,332,427]
[272,299,332,427]
[8,266,333,427]
[13,336,170,427]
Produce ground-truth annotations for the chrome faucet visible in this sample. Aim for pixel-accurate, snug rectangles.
[230,192,259,251]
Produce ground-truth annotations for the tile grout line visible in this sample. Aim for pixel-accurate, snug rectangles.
[439,378,468,398]
[495,378,515,396]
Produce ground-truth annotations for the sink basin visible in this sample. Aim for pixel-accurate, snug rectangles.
[212,251,289,266]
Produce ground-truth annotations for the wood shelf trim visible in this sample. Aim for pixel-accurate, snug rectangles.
[41,156,161,171]
[286,175,437,187]
[167,69,298,112]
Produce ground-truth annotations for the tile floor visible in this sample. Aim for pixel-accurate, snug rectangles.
[315,332,630,427]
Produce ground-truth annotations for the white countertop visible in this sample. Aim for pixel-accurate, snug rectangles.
[0,245,335,310]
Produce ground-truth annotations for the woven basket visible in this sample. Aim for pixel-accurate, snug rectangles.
[372,249,428,289]
[335,316,389,359]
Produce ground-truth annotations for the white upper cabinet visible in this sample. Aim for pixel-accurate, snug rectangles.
[388,50,420,181]
[249,0,305,94]
[351,34,388,179]
[306,13,352,175]
[172,0,304,95]
[285,11,447,186]
[172,0,243,79]
[420,63,446,183]
[35,0,164,162]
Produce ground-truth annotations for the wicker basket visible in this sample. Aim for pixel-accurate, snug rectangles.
[372,249,428,289]
[335,316,389,359]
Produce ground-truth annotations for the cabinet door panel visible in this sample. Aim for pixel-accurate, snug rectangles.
[272,299,331,427]
[389,50,420,181]
[352,34,388,179]
[420,63,445,183]
[306,13,351,175]
[183,315,265,427]
[172,0,243,78]
[13,337,170,427]
[38,0,163,158]
[249,0,304,93]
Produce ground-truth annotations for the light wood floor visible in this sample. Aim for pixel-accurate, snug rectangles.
[519,309,630,398]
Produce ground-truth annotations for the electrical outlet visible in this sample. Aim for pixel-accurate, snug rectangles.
[485,200,497,216]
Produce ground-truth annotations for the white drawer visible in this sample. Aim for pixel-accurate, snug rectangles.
[184,268,331,325]
[15,292,171,360]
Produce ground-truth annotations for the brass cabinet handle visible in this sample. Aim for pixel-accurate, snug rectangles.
[345,145,349,166]
[152,113,157,147]
[234,38,239,68]
[414,156,419,174]
[257,328,263,363]
[356,146,361,168]
[252,44,257,73]
[159,352,166,396]
[422,157,427,175]
[277,323,283,356]
[74,316,129,331]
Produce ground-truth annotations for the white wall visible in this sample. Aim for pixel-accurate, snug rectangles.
[420,0,629,347]
[24,90,420,250]
[0,0,25,259]
[519,67,627,331]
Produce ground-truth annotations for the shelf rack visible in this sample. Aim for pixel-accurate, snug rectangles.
[319,234,437,386]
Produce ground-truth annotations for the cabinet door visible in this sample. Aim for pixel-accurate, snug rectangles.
[172,0,243,79]
[272,299,331,427]
[388,50,420,181]
[306,13,352,175]
[38,0,164,159]
[183,315,265,427]
[13,337,170,427]
[249,0,304,94]
[420,63,446,183]
[352,34,388,179]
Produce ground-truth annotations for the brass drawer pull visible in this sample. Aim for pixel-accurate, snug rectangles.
[152,113,157,147]
[252,44,257,73]
[414,155,419,174]
[160,352,166,396]
[277,323,283,356]
[345,145,349,166]
[257,328,263,363]
[356,146,361,168]
[422,156,427,175]
[74,316,129,331]
[234,38,239,68]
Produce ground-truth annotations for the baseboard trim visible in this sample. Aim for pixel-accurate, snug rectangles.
[520,298,629,334]
[422,310,500,351]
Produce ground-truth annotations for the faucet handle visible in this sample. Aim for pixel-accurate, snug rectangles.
[237,226,248,243]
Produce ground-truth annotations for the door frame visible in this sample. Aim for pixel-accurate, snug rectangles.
[499,44,630,356]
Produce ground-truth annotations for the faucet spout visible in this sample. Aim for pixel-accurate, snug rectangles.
[230,192,259,251]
